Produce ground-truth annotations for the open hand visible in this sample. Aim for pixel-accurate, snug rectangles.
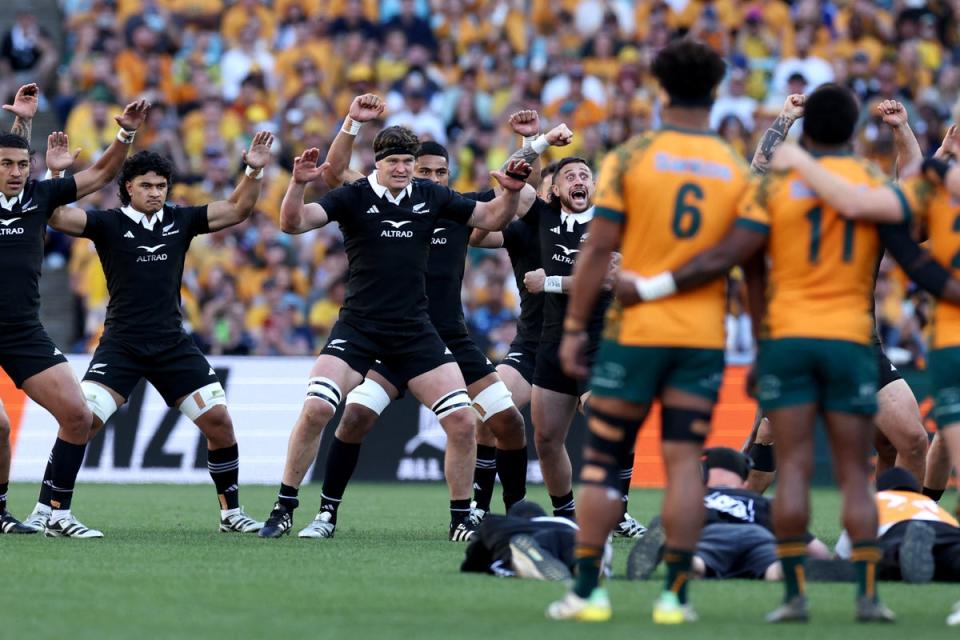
[45,131,81,173]
[490,158,532,191]
[3,83,39,121]
[115,98,151,131]
[243,131,275,170]
[292,148,329,184]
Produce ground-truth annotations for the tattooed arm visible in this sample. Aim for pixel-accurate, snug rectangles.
[501,110,572,188]
[3,83,39,142]
[749,94,805,175]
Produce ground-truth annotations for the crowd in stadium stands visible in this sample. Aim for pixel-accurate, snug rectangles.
[6,0,960,364]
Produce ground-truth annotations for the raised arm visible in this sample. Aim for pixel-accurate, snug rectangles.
[770,143,906,222]
[72,99,151,199]
[469,228,504,248]
[877,99,922,175]
[45,131,87,235]
[206,131,274,232]
[877,221,960,304]
[323,93,383,188]
[280,147,332,234]
[750,94,804,175]
[465,159,532,230]
[4,83,39,142]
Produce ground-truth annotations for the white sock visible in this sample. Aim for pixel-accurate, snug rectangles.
[34,502,52,514]
[221,507,239,518]
[50,509,71,524]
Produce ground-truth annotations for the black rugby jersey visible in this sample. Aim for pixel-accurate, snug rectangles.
[501,214,543,344]
[521,200,612,343]
[0,177,77,324]
[703,487,773,531]
[81,204,209,340]
[426,189,494,336]
[318,175,476,332]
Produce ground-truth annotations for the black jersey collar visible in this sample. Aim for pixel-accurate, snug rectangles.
[121,205,164,230]
[0,189,23,211]
[367,172,413,205]
[559,206,594,232]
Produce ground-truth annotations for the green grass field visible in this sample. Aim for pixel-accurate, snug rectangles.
[3,483,957,639]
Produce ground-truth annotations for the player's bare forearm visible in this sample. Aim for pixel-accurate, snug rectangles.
[892,123,923,175]
[673,227,765,291]
[280,181,309,233]
[10,116,30,141]
[73,138,132,198]
[323,129,359,189]
[565,239,611,329]
[750,113,796,175]
[473,189,521,230]
[209,175,262,231]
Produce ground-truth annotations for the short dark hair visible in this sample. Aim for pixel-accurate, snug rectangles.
[802,84,859,146]
[416,140,448,161]
[554,156,591,177]
[0,133,30,152]
[702,447,752,481]
[876,467,921,493]
[651,40,726,108]
[506,500,547,519]
[541,161,558,180]
[373,125,419,160]
[117,150,174,206]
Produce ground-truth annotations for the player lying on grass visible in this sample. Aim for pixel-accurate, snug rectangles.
[460,500,598,582]
[834,467,960,583]
[26,132,276,534]
[261,124,532,541]
[0,85,149,537]
[626,448,829,582]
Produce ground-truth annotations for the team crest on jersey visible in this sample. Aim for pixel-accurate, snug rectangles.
[162,221,179,236]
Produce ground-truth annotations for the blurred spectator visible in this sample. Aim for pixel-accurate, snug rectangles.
[1,10,57,102]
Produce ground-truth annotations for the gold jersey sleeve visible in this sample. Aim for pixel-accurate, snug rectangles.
[736,156,904,344]
[877,490,959,532]
[901,175,960,348]
[595,128,750,349]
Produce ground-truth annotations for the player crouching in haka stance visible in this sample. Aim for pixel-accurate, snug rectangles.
[258,125,532,540]
[24,131,277,534]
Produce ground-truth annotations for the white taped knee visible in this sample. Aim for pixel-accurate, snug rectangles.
[81,381,119,424]
[345,377,392,415]
[179,383,227,421]
[432,389,472,419]
[472,381,514,422]
[306,376,342,411]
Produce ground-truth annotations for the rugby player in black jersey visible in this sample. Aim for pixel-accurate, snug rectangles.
[286,101,556,541]
[0,89,150,537]
[27,131,276,534]
[259,124,532,540]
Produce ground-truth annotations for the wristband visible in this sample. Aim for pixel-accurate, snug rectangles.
[523,135,538,147]
[529,134,549,156]
[116,127,136,144]
[341,117,362,136]
[563,318,586,333]
[544,275,563,293]
[44,169,64,180]
[634,272,677,301]
[245,165,264,180]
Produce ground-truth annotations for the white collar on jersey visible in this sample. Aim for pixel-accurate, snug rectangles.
[559,206,594,232]
[121,205,164,230]
[0,189,23,211]
[367,172,413,205]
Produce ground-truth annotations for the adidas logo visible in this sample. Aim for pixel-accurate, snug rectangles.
[53,348,62,356]
[444,347,452,355]
[208,367,216,375]
[123,231,135,239]
[550,225,561,234]
[366,205,380,214]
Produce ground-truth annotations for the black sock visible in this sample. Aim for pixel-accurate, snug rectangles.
[450,498,471,525]
[619,451,634,516]
[496,446,527,510]
[320,437,362,523]
[207,444,240,511]
[472,444,497,512]
[551,491,576,520]
[48,438,86,511]
[37,456,53,507]
[923,486,945,502]
[0,481,7,514]
[278,483,299,511]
